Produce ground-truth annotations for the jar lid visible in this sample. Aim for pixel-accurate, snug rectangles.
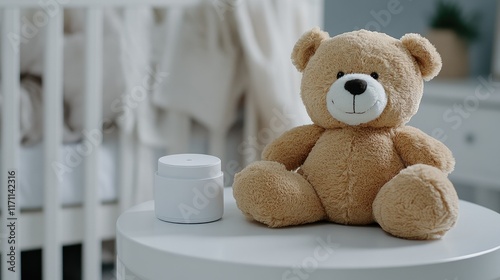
[157,154,221,180]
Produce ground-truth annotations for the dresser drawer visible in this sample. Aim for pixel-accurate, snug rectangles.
[409,103,500,188]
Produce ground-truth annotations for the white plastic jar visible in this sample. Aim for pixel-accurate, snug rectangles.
[154,154,224,224]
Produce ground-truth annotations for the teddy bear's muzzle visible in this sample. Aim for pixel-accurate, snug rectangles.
[326,73,388,126]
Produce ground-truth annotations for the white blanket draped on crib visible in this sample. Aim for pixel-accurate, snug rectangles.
[142,0,319,148]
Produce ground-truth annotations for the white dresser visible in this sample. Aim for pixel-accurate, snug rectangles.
[410,78,500,212]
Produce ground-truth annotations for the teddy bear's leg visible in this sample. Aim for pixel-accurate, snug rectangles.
[233,161,326,227]
[372,164,459,240]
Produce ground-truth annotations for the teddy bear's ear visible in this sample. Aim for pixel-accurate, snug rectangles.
[400,33,442,81]
[291,27,330,72]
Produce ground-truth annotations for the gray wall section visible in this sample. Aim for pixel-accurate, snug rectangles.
[323,0,497,76]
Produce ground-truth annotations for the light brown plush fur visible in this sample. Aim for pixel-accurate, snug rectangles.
[233,29,459,240]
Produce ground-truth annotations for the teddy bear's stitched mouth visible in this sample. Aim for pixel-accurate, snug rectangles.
[331,99,380,115]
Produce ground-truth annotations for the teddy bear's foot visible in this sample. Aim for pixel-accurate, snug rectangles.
[373,164,459,240]
[233,161,326,227]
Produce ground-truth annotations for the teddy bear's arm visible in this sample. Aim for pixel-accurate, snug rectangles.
[393,126,455,174]
[262,124,325,170]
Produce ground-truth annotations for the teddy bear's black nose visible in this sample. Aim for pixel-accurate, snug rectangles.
[344,79,367,95]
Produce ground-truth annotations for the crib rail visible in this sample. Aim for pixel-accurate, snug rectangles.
[0,0,199,8]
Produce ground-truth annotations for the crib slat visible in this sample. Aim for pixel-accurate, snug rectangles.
[42,10,64,280]
[118,8,140,214]
[0,0,198,8]
[118,130,135,213]
[83,8,103,280]
[1,9,20,280]
[243,94,258,166]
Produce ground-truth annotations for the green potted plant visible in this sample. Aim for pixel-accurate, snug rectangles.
[426,0,480,79]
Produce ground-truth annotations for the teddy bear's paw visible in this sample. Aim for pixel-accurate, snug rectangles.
[233,161,326,227]
[373,164,459,240]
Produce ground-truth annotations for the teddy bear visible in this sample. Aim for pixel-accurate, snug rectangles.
[232,28,459,240]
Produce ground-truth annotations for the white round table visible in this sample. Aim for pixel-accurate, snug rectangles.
[116,188,500,280]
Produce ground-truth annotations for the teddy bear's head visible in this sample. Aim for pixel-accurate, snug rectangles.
[292,28,441,128]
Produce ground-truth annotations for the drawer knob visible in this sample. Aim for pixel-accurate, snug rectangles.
[465,133,475,144]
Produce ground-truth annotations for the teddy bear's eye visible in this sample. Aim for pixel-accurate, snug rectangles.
[370,72,379,79]
[336,71,345,79]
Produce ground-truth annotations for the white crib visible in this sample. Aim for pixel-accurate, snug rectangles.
[0,1,210,280]
[0,1,324,279]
